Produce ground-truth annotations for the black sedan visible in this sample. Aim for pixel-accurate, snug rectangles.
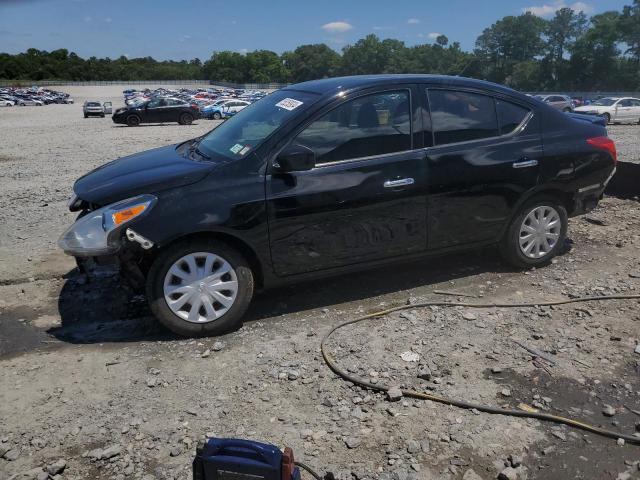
[112,97,200,126]
[60,74,616,337]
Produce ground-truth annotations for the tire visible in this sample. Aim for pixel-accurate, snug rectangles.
[212,111,222,120]
[126,114,141,127]
[603,113,611,124]
[101,114,105,118]
[178,112,193,125]
[84,114,88,118]
[500,196,568,269]
[562,107,571,113]
[146,239,254,337]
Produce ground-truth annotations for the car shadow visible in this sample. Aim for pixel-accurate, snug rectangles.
[48,245,521,345]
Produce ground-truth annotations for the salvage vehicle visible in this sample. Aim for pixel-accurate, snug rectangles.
[111,97,200,126]
[59,75,617,336]
[574,97,640,125]
[83,101,105,118]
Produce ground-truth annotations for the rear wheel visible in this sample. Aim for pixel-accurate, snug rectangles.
[84,114,88,118]
[147,239,254,337]
[178,112,194,125]
[126,114,141,127]
[212,111,222,120]
[500,197,568,269]
[562,107,571,112]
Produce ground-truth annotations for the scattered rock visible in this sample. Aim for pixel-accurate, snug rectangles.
[498,467,519,480]
[462,312,477,321]
[344,437,361,449]
[400,351,420,362]
[500,388,511,397]
[463,469,485,480]
[212,341,225,351]
[387,386,403,402]
[201,349,211,358]
[603,405,616,417]
[491,367,503,374]
[3,448,19,461]
[46,459,67,475]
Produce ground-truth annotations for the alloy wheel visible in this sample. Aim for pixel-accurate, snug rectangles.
[518,205,561,259]
[163,252,238,323]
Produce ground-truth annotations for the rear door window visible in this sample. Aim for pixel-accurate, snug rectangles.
[293,90,412,164]
[427,89,498,145]
[496,99,530,135]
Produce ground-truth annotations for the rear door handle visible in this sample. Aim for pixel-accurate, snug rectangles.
[384,178,414,188]
[513,159,538,169]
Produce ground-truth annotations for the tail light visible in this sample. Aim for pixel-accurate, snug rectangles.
[587,136,617,165]
[190,103,199,109]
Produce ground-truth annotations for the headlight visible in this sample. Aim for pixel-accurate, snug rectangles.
[58,194,156,256]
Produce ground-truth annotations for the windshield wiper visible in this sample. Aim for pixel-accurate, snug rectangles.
[187,137,211,160]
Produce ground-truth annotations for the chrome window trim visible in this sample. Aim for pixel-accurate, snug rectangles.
[425,87,534,149]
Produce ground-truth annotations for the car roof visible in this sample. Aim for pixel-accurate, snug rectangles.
[284,74,530,101]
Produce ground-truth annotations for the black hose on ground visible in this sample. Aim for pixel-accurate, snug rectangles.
[320,293,640,445]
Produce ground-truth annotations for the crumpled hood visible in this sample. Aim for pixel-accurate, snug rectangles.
[74,143,214,205]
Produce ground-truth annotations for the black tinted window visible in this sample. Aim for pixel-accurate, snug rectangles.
[294,90,411,164]
[428,90,498,145]
[496,99,530,134]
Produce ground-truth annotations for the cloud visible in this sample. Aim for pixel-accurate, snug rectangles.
[239,48,248,54]
[321,21,353,33]
[523,1,593,17]
[179,34,191,43]
[407,18,420,24]
[428,32,442,39]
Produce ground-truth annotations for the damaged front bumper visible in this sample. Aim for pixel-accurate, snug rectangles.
[58,194,156,257]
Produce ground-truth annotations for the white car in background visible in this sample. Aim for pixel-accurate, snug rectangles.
[0,99,15,107]
[574,97,640,125]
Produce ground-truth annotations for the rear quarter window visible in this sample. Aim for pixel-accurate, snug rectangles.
[428,89,498,145]
[496,99,531,135]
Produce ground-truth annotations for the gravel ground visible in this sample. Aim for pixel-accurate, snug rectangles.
[1,87,640,480]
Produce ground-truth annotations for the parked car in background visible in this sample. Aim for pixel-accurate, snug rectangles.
[112,97,200,126]
[574,97,640,124]
[534,94,574,112]
[0,98,14,107]
[83,101,105,118]
[103,102,113,114]
[59,75,617,337]
[203,99,250,119]
[14,97,43,106]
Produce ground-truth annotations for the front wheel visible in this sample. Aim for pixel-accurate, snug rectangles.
[500,197,568,269]
[147,239,254,337]
[212,111,222,120]
[178,112,193,125]
[602,113,611,124]
[126,114,141,127]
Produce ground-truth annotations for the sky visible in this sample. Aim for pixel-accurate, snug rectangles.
[0,0,631,60]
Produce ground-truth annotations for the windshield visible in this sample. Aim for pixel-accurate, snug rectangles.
[197,89,319,160]
[592,98,617,106]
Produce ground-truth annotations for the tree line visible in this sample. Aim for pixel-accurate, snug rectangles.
[1,0,638,91]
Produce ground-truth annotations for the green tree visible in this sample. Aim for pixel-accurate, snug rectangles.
[619,0,640,61]
[341,34,408,74]
[475,13,547,84]
[282,44,341,82]
[545,7,588,85]
[568,11,622,89]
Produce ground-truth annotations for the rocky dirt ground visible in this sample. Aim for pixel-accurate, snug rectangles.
[1,87,639,480]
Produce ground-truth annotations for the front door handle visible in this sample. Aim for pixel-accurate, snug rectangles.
[384,178,415,188]
[513,159,538,169]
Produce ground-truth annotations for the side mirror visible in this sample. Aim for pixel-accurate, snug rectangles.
[274,145,315,173]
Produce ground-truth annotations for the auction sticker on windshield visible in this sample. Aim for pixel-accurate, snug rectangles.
[230,144,243,154]
[275,98,303,111]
